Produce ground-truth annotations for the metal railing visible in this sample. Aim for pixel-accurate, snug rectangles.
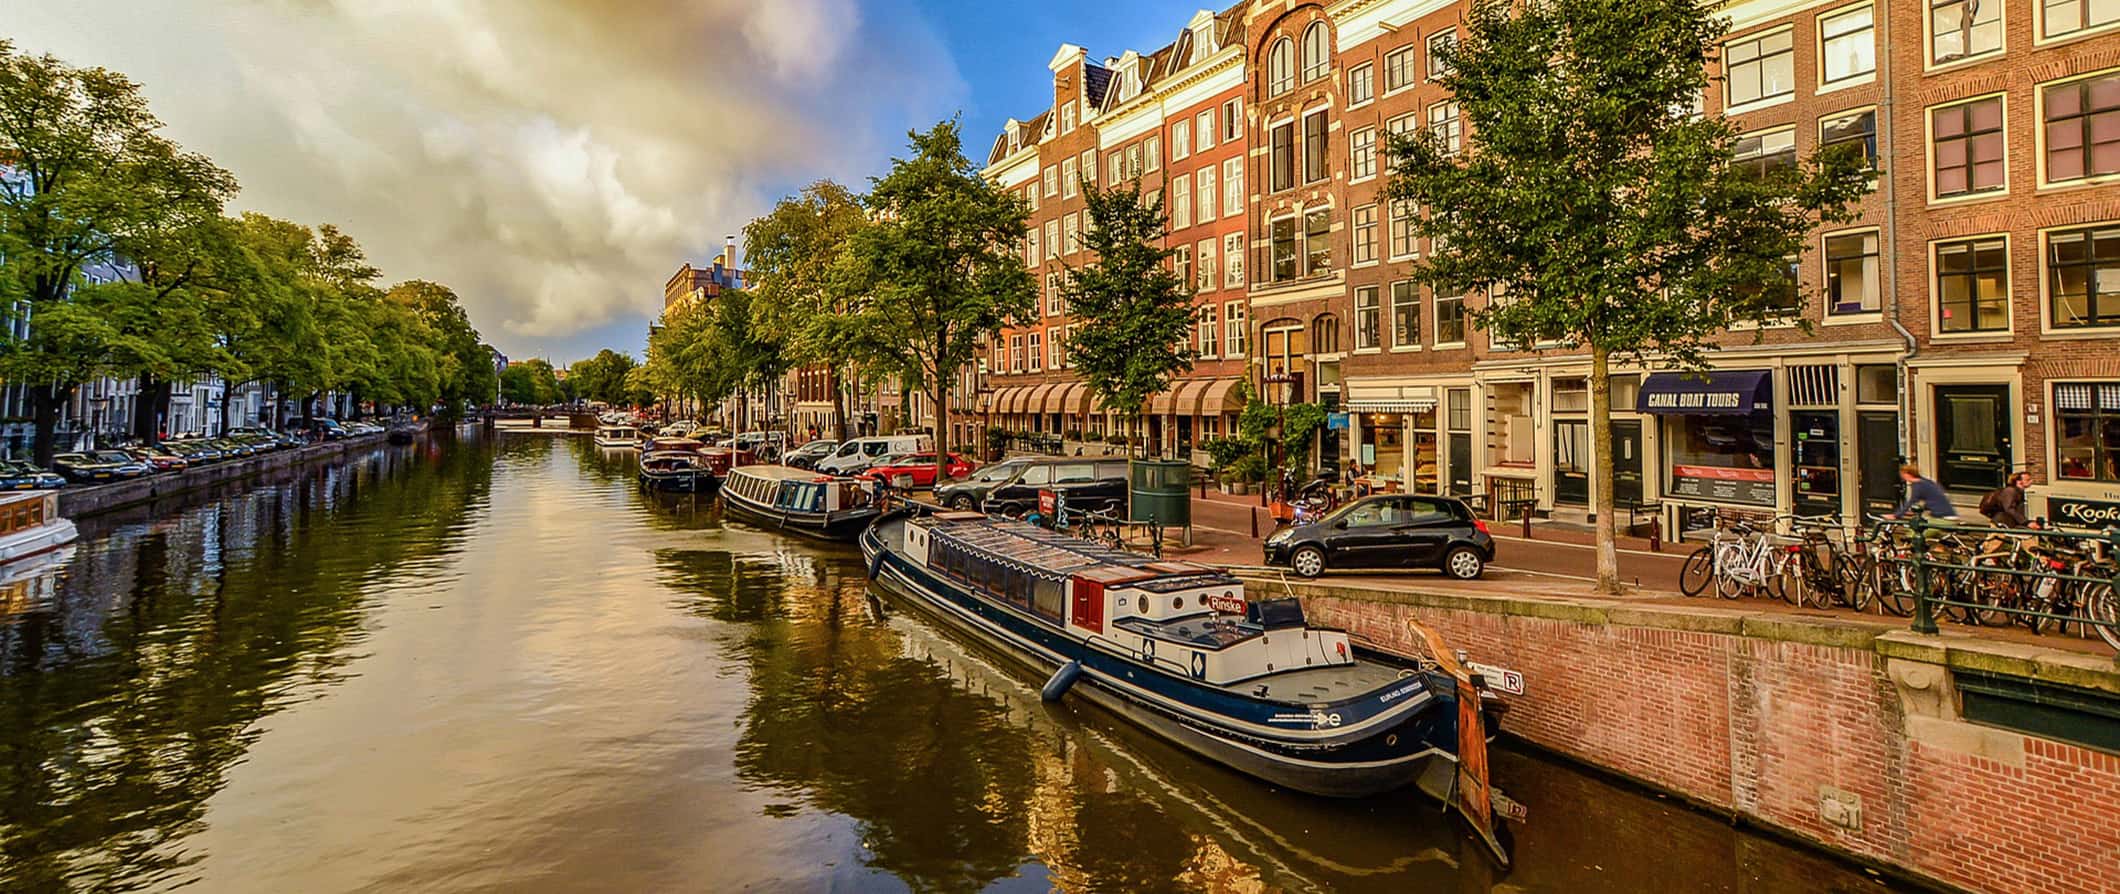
[1872,516,2119,653]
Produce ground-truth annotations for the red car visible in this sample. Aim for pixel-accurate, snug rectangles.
[124,446,189,473]
[861,452,975,488]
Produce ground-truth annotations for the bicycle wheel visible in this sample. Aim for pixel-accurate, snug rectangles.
[1965,567,2016,627]
[1837,555,1874,613]
[2081,580,2120,652]
[1773,552,1806,607]
[1679,547,1713,597]
[1874,554,1916,618]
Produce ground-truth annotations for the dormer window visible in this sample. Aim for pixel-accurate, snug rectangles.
[1061,104,1076,134]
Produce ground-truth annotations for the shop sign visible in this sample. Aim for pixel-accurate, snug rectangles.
[2047,496,2120,529]
[1669,463,1775,506]
[1326,412,1351,431]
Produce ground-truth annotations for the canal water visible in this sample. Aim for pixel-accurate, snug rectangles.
[0,432,1901,893]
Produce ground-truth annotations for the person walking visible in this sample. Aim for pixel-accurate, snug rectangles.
[1889,464,1958,520]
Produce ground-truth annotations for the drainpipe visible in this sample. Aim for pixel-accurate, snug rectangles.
[1881,0,1917,462]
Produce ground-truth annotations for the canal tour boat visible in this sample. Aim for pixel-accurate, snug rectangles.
[593,423,638,449]
[637,437,716,493]
[860,510,1517,864]
[0,491,78,565]
[719,465,884,541]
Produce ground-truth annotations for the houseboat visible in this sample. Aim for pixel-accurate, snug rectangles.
[720,465,884,541]
[860,510,1516,863]
[593,422,638,449]
[0,491,78,565]
[637,437,715,493]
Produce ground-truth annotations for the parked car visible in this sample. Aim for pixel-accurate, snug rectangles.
[207,438,259,458]
[0,461,66,490]
[1263,494,1494,580]
[815,434,934,475]
[957,458,1130,517]
[164,439,227,464]
[860,452,976,488]
[783,440,839,470]
[123,445,189,473]
[51,451,152,483]
[733,431,788,461]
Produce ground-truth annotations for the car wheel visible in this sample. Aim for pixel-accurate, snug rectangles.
[949,495,976,511]
[1291,545,1326,578]
[1443,547,1485,581]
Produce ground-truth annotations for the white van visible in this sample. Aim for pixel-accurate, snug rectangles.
[815,434,933,475]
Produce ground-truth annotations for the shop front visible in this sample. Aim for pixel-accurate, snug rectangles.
[1347,381,1440,493]
[1640,369,1778,511]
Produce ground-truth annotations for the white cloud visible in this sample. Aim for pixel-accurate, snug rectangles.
[6,0,967,360]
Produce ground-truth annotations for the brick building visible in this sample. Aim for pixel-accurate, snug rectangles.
[978,0,2120,531]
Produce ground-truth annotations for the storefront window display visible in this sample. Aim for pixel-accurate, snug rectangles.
[1667,409,1776,506]
[1360,413,1404,487]
[2055,382,2120,483]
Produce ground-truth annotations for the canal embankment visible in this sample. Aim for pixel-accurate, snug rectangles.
[1240,572,2120,894]
[57,431,398,519]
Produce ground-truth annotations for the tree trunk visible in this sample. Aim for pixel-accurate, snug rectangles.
[219,381,241,434]
[1590,345,1622,595]
[30,384,68,466]
[828,365,847,441]
[933,379,951,484]
[301,391,318,428]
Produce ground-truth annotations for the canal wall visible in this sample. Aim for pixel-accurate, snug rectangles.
[57,432,395,519]
[1240,574,2120,894]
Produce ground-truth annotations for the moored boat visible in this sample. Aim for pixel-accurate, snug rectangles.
[637,437,715,493]
[719,465,884,541]
[860,510,1516,863]
[594,423,638,448]
[0,491,78,565]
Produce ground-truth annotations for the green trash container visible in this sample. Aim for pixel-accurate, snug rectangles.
[1128,459,1191,528]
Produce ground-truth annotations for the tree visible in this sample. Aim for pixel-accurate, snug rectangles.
[387,279,489,416]
[696,288,786,431]
[568,349,639,406]
[1063,181,1196,457]
[1385,0,1873,593]
[219,213,327,431]
[0,40,236,461]
[744,180,870,439]
[499,359,560,406]
[833,121,1035,483]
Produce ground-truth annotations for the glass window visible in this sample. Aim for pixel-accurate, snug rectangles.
[2044,73,2120,184]
[1301,23,1330,84]
[1224,232,1245,287]
[1821,108,1879,165]
[1043,165,1058,197]
[1268,37,1294,96]
[1820,6,1876,84]
[1028,330,1043,371]
[1172,175,1192,230]
[1223,157,1244,217]
[1049,327,1064,369]
[1428,102,1461,155]
[2049,224,2120,328]
[1436,293,1466,344]
[1080,149,1096,184]
[1196,167,1217,222]
[1303,109,1329,183]
[1932,0,2002,62]
[1352,204,1378,264]
[1062,158,1077,198]
[1355,286,1381,348]
[1666,410,1778,506]
[1196,110,1215,152]
[1173,119,1191,161]
[1270,216,1299,281]
[1936,237,2010,332]
[1351,127,1377,180]
[1385,45,1418,92]
[1197,304,1219,356]
[1304,209,1331,274]
[1270,121,1295,191]
[1198,237,1217,291]
[1222,99,1241,143]
[1146,135,1161,172]
[1391,281,1421,347]
[1725,30,1795,106]
[1734,128,1798,178]
[1934,97,2005,197]
[1063,213,1079,255]
[2054,383,2120,481]
[1826,231,1881,314]
[2045,0,2120,36]
[1855,365,1898,404]
[1044,220,1059,260]
[1389,200,1419,258]
[1348,63,1375,106]
[1224,300,1247,356]
[1174,244,1193,285]
[1428,30,1457,78]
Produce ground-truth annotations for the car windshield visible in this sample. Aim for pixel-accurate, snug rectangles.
[973,463,1021,482]
[93,451,133,463]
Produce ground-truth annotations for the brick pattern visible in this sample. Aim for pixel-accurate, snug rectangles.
[1305,594,2120,894]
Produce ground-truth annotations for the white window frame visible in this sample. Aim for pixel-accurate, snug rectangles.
[1817,3,1877,91]
[1223,157,1244,217]
[1224,232,1245,287]
[1927,0,2006,69]
[1223,300,1248,357]
[1347,62,1375,108]
[1350,127,1377,182]
[1196,167,1217,222]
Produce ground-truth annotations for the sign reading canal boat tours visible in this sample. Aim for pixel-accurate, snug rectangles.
[1669,463,1775,506]
[2046,495,2120,529]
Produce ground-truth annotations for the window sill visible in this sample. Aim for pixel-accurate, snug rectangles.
[2037,174,2120,195]
[1347,99,1373,112]
[1349,174,1376,186]
[1815,73,1875,97]
[1354,347,1384,355]
[1822,312,1885,326]
[1924,49,2006,75]
[1928,331,2014,344]
[1390,345,1425,353]
[1433,340,1468,350]
[2037,325,2120,340]
[1929,188,2010,207]
[1722,93,1795,117]
[2034,21,2120,48]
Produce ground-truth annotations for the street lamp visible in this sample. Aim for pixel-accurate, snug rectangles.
[1263,369,1295,509]
[89,392,111,450]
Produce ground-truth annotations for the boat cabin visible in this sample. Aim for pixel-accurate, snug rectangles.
[902,513,1357,686]
[724,465,875,514]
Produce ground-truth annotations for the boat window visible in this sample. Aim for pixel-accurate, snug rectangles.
[1032,577,1065,620]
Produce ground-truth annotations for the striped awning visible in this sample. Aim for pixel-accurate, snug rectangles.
[1148,384,1181,416]
[1346,399,1437,413]
[1026,382,1059,415]
[1197,378,1244,415]
[1058,382,1088,414]
[1001,386,1030,415]
[1347,382,1437,414]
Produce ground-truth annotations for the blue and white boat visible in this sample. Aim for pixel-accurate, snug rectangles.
[860,510,1517,862]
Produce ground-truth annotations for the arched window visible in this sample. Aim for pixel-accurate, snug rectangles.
[1300,23,1330,84]
[1311,313,1341,355]
[1267,38,1294,97]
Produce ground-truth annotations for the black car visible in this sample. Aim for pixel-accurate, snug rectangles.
[947,458,1129,516]
[51,450,152,483]
[1263,494,1494,580]
[0,461,65,490]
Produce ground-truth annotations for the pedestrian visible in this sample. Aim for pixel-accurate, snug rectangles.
[1978,471,2033,528]
[1888,464,1958,521]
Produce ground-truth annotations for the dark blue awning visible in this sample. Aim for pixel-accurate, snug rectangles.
[1637,370,1772,415]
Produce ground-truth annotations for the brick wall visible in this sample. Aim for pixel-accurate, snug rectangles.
[1296,591,2120,894]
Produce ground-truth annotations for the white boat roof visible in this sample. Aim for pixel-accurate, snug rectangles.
[727,464,857,482]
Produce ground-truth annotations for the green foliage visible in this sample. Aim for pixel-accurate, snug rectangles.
[499,359,561,405]
[1226,453,1268,485]
[830,120,1036,470]
[1200,436,1250,470]
[1384,0,1874,367]
[567,349,640,406]
[1062,180,1195,424]
[744,180,868,434]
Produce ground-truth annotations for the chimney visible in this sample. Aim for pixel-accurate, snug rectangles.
[721,235,737,269]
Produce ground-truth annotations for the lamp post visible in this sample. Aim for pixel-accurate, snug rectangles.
[89,392,111,450]
[1263,369,1294,509]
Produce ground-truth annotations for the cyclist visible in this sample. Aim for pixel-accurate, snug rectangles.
[1888,464,1958,521]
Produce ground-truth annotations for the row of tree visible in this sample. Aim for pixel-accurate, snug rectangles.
[630,0,1871,593]
[0,41,497,462]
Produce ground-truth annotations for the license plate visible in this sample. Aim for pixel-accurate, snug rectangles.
[94,473,109,479]
[1490,789,1529,823]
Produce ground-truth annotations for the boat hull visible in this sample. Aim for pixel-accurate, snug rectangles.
[637,469,715,494]
[0,518,77,565]
[860,521,1455,799]
[720,487,878,542]
[593,437,636,449]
